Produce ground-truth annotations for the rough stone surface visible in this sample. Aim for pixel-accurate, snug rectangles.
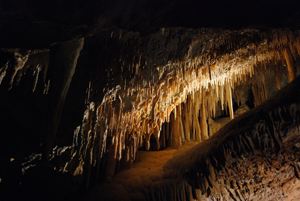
[85,76,300,201]
[1,1,300,201]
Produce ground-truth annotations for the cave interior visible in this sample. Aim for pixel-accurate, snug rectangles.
[1,0,300,200]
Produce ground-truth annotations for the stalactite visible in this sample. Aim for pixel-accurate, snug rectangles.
[166,119,171,147]
[193,91,201,142]
[84,130,93,191]
[166,107,170,122]
[145,132,151,151]
[220,85,225,111]
[200,92,209,141]
[262,73,268,101]
[179,109,185,143]
[118,132,123,160]
[161,123,166,149]
[153,126,161,150]
[278,50,287,67]
[105,139,117,182]
[183,100,190,142]
[172,108,180,149]
[113,132,119,159]
[169,107,179,149]
[275,65,281,90]
[283,47,296,82]
[62,28,300,185]
[94,119,105,180]
[226,82,234,120]
[189,95,193,140]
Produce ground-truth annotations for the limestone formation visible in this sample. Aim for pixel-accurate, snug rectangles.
[1,1,300,201]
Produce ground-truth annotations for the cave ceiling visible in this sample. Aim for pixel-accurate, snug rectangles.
[1,0,300,201]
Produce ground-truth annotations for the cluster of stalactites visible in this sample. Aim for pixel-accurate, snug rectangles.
[0,49,51,93]
[90,28,300,162]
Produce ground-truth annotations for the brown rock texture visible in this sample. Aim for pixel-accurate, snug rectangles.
[151,73,300,201]
[84,74,300,201]
[1,1,300,200]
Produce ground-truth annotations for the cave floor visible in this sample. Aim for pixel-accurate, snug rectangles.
[85,141,199,201]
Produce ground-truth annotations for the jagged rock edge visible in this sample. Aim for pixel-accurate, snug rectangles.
[148,75,300,201]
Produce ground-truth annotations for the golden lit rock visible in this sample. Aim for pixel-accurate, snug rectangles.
[86,28,300,164]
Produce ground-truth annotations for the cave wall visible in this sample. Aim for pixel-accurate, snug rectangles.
[1,26,300,201]
[1,0,300,200]
[0,38,84,200]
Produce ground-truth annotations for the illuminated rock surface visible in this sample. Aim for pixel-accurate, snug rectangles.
[84,76,300,201]
[1,0,300,201]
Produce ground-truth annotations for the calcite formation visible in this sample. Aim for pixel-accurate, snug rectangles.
[73,27,300,169]
[85,70,300,201]
[2,1,300,200]
[38,27,297,197]
[2,24,300,201]
[148,73,300,201]
[0,48,50,92]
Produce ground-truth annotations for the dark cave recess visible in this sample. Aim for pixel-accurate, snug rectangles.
[1,0,300,48]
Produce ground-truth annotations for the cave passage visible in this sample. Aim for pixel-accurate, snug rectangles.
[63,27,300,200]
[1,5,300,200]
